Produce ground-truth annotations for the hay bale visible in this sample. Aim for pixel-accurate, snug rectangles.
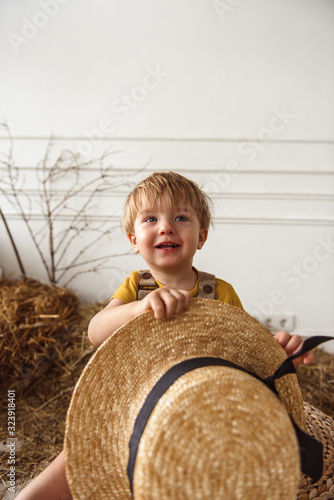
[0,277,80,383]
[297,348,334,419]
[0,294,102,493]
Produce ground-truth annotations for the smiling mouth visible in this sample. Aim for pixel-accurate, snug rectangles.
[155,243,180,249]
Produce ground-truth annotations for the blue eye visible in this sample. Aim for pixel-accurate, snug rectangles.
[145,216,157,223]
[176,215,188,221]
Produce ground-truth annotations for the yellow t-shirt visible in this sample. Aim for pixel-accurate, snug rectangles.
[111,268,243,309]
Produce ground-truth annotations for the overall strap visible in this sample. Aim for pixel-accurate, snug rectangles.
[197,271,216,299]
[137,270,158,300]
[137,270,216,300]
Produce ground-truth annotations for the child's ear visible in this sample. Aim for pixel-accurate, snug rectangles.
[128,233,140,253]
[197,228,208,250]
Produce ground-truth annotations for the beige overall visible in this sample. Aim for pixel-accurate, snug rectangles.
[137,270,216,300]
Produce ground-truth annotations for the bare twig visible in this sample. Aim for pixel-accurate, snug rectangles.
[0,207,26,276]
[0,123,150,286]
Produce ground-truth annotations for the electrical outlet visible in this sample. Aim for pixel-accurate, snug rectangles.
[258,314,295,332]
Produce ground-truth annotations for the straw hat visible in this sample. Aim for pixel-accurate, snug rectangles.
[297,403,334,499]
[65,299,307,499]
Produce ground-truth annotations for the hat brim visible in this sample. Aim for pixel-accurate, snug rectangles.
[133,365,300,500]
[65,299,305,499]
[297,403,334,498]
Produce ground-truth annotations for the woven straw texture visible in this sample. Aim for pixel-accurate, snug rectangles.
[297,403,334,500]
[133,366,300,500]
[65,299,307,499]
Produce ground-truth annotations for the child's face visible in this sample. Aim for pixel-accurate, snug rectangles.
[128,193,208,273]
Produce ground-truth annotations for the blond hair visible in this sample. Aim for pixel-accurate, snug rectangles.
[122,171,212,234]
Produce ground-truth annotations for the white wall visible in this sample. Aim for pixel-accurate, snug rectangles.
[1,1,334,348]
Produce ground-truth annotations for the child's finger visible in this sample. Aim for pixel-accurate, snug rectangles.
[148,288,191,319]
[288,335,303,356]
[303,351,314,365]
[165,289,191,316]
[275,331,314,366]
[274,330,291,349]
[275,331,302,356]
[292,345,314,367]
[150,297,166,320]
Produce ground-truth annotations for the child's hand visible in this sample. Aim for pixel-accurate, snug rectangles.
[274,330,314,367]
[140,287,192,320]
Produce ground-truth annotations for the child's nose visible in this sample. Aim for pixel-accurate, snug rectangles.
[158,219,175,234]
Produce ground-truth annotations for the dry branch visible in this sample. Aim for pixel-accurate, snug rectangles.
[0,121,149,286]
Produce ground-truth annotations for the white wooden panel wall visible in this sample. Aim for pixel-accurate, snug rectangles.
[1,0,334,349]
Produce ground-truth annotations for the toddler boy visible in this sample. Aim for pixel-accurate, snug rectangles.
[16,171,312,500]
[88,171,313,366]
[88,171,243,345]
